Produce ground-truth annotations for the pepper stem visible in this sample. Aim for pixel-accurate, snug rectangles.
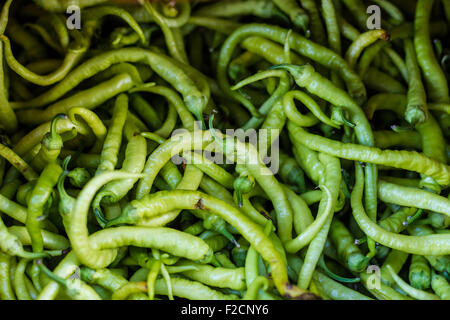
[51,114,66,139]
[332,106,356,128]
[236,190,243,208]
[57,170,70,202]
[103,214,129,228]
[94,207,109,229]
[318,255,360,284]
[354,236,367,245]
[36,259,67,288]
[215,224,240,248]
[403,209,424,226]
[18,250,50,259]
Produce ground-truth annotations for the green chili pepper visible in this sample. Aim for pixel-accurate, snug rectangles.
[409,255,431,290]
[0,0,18,133]
[431,271,450,300]
[352,163,450,256]
[30,114,66,172]
[26,162,63,254]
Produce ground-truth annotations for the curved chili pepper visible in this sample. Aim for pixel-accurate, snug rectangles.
[30,114,66,172]
[352,162,450,256]
[26,162,63,254]
[0,0,18,133]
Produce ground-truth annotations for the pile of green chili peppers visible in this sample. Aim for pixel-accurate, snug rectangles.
[0,0,449,301]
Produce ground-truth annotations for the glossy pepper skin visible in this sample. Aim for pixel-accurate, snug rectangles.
[26,162,63,253]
